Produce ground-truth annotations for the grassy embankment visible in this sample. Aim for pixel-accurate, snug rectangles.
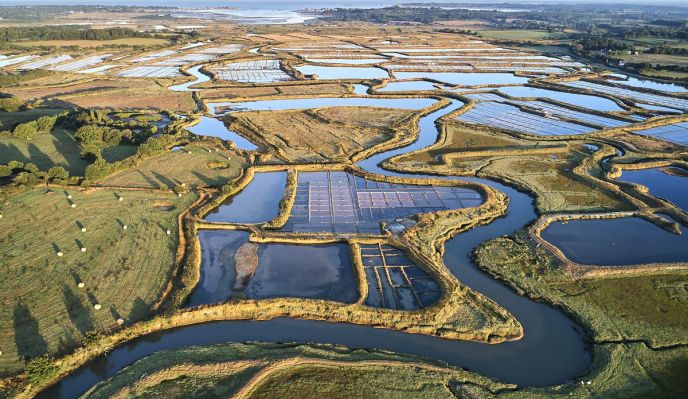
[196,83,353,100]
[80,343,510,399]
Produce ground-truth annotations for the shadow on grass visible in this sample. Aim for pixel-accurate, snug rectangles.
[12,302,49,360]
[62,285,95,335]
[192,170,227,187]
[127,297,152,322]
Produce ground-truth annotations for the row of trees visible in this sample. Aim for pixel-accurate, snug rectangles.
[0,160,72,187]
[0,26,153,43]
[10,115,59,140]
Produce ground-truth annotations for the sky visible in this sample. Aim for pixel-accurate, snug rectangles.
[4,0,687,7]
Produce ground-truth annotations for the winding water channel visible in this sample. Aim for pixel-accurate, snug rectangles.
[40,67,592,398]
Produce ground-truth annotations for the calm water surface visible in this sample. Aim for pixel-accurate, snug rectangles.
[186,230,249,307]
[497,85,623,111]
[620,167,688,211]
[394,72,529,86]
[204,172,286,223]
[297,65,390,80]
[246,243,358,303]
[378,80,438,92]
[541,217,688,266]
[186,116,259,150]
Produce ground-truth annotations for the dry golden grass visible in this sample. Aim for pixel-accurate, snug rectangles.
[198,84,351,100]
[229,106,419,163]
[5,77,195,112]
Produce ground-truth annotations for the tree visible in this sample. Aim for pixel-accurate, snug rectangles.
[13,171,39,187]
[0,164,11,177]
[35,115,57,132]
[47,166,69,182]
[80,144,102,163]
[84,158,112,181]
[12,122,38,140]
[7,160,24,170]
[74,124,103,145]
[23,163,39,174]
[0,96,24,112]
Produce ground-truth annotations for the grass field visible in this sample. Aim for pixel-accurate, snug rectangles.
[229,106,419,163]
[619,52,688,67]
[478,30,568,41]
[0,188,196,375]
[13,38,169,48]
[100,146,247,189]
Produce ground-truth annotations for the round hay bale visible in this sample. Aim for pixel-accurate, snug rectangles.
[118,197,123,202]
[94,304,101,310]
[166,229,172,235]
[80,247,87,253]
[177,193,182,197]
[57,251,64,257]
[116,318,125,325]
[70,203,77,208]
[123,225,128,230]
[0,214,3,219]
[77,282,85,288]
[67,194,72,200]
[81,227,87,233]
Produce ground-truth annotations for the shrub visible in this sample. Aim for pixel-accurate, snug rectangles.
[23,163,39,174]
[173,184,188,195]
[0,96,24,112]
[35,115,57,132]
[0,164,11,177]
[7,160,24,170]
[13,171,39,187]
[12,122,39,140]
[84,158,112,181]
[24,355,58,386]
[47,166,69,181]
